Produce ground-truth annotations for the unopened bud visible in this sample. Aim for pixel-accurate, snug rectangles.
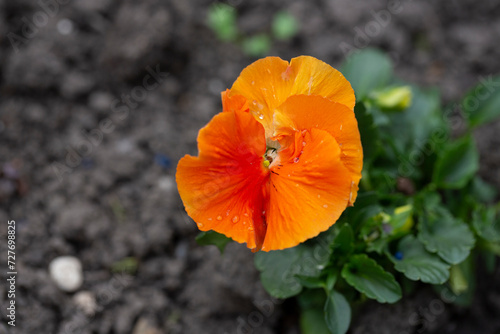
[373,86,412,110]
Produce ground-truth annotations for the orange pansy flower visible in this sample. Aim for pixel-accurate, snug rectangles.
[176,56,363,251]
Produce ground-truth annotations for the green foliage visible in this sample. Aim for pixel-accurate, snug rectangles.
[463,75,500,127]
[196,230,231,253]
[472,205,500,242]
[341,49,393,100]
[418,207,475,264]
[207,3,238,42]
[433,136,479,189]
[355,103,379,163]
[324,290,351,334]
[196,48,500,334]
[300,308,331,334]
[390,235,450,284]
[272,11,299,41]
[242,34,271,57]
[111,257,138,275]
[341,254,402,303]
[254,239,332,298]
[207,4,299,57]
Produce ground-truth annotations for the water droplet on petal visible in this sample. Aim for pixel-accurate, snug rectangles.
[232,215,239,223]
[208,218,213,221]
[226,210,230,216]
[295,183,299,187]
[198,223,204,227]
[302,141,306,147]
[293,157,299,163]
[251,81,255,85]
[317,194,321,198]
[216,216,222,221]
[244,213,249,217]
[262,210,266,215]
[248,225,254,231]
[258,114,264,120]
[323,204,328,208]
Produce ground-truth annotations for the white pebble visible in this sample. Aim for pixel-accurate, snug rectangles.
[57,18,74,35]
[73,291,97,316]
[49,256,83,292]
[158,176,174,191]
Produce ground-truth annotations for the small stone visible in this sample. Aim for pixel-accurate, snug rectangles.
[73,291,97,316]
[157,176,174,191]
[57,18,74,35]
[132,317,161,334]
[49,256,83,292]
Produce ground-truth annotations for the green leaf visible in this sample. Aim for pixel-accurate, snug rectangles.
[272,11,299,41]
[384,86,442,155]
[324,290,351,334]
[483,240,500,256]
[433,136,479,189]
[463,75,500,127]
[341,254,402,303]
[341,49,393,100]
[326,271,338,291]
[470,176,497,203]
[255,243,329,298]
[298,288,327,309]
[207,3,238,42]
[295,275,326,289]
[355,102,379,163]
[472,205,500,242]
[300,308,331,334]
[242,34,271,57]
[390,235,450,284]
[195,231,231,253]
[390,204,414,235]
[111,257,138,275]
[418,207,475,264]
[332,223,354,256]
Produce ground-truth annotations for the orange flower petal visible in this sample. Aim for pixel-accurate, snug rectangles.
[229,56,355,134]
[273,95,363,205]
[221,89,249,113]
[176,110,269,249]
[261,127,352,250]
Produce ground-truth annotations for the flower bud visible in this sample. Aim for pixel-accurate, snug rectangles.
[373,86,412,111]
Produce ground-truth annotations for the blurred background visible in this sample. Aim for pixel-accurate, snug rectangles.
[1,0,500,333]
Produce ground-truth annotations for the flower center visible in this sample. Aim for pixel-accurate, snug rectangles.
[263,147,278,167]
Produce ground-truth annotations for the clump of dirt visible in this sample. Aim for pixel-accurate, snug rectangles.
[0,0,499,333]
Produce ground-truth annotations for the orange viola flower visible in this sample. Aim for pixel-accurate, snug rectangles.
[176,56,363,251]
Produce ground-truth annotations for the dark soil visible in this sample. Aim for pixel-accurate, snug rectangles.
[1,0,500,333]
